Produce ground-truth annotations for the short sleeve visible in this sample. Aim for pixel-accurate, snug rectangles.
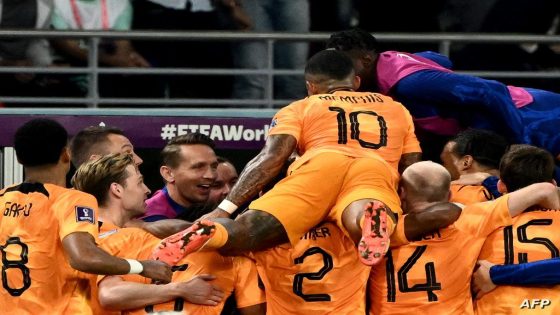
[99,228,160,259]
[401,106,422,154]
[267,103,303,142]
[454,194,513,237]
[53,190,99,241]
[233,256,266,308]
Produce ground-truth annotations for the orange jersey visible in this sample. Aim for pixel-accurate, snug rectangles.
[269,91,420,172]
[0,183,99,315]
[369,196,513,315]
[252,222,370,315]
[450,184,494,205]
[476,207,560,315]
[95,224,265,315]
[89,221,160,315]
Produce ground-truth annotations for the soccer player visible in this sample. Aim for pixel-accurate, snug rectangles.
[177,49,421,267]
[368,161,559,315]
[475,145,560,314]
[440,129,509,203]
[253,221,371,314]
[206,157,239,210]
[327,28,560,163]
[0,119,171,314]
[70,125,143,167]
[72,153,265,315]
[143,133,219,222]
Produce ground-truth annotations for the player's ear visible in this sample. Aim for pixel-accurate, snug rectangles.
[160,165,175,183]
[110,182,123,197]
[61,147,71,163]
[460,155,473,170]
[497,179,508,194]
[353,75,361,90]
[305,80,316,96]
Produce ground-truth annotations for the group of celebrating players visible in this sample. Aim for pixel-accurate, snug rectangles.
[1,29,560,315]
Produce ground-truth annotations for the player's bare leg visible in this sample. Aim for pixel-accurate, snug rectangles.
[342,199,395,266]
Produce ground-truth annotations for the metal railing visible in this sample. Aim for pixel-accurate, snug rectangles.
[1,30,560,108]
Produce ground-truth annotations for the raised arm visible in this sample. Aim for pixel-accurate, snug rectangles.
[205,134,297,218]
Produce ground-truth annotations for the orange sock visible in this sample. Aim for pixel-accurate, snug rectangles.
[203,222,228,249]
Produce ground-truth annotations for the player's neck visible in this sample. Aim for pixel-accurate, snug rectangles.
[165,184,193,208]
[98,204,130,228]
[465,166,499,177]
[407,200,441,214]
[24,166,67,187]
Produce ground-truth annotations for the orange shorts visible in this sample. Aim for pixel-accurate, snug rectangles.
[249,152,402,244]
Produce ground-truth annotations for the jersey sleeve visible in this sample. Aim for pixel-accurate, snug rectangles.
[400,105,422,154]
[232,256,266,308]
[454,195,512,237]
[267,103,302,141]
[99,228,160,259]
[53,190,99,240]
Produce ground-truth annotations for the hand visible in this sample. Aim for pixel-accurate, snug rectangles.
[451,172,492,186]
[174,274,225,306]
[200,209,231,221]
[128,51,151,67]
[139,260,172,283]
[472,260,496,299]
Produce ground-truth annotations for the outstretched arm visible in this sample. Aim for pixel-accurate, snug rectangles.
[208,134,297,218]
[472,258,560,299]
[395,71,524,142]
[124,219,193,239]
[507,182,560,217]
[63,232,172,283]
[98,274,224,310]
[402,202,462,242]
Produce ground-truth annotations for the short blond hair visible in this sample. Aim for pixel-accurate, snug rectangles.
[72,153,135,206]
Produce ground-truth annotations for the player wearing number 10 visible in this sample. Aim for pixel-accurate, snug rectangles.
[196,49,421,266]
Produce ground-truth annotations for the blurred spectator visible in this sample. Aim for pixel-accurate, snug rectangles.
[50,0,159,99]
[133,0,250,99]
[232,0,310,102]
[0,0,72,103]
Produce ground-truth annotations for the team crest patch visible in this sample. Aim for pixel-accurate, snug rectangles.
[75,206,95,224]
[270,118,278,128]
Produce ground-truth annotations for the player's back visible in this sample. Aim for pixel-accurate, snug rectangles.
[0,183,98,315]
[252,222,370,315]
[369,197,514,315]
[476,208,560,315]
[274,90,419,171]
